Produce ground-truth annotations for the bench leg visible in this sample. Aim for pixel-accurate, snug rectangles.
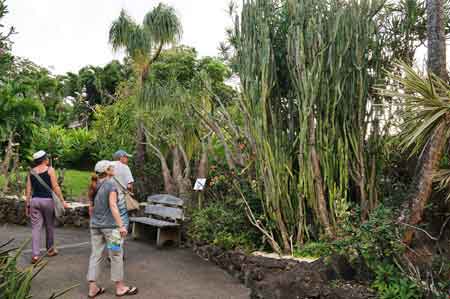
[132,222,141,240]
[156,227,180,248]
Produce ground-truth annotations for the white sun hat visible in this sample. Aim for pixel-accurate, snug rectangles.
[32,150,47,161]
[94,160,114,174]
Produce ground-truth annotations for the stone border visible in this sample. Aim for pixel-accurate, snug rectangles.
[0,197,90,227]
[193,244,377,299]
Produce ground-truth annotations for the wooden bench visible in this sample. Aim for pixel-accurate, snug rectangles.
[130,194,184,248]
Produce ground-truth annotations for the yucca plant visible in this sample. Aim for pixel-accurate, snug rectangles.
[383,62,450,243]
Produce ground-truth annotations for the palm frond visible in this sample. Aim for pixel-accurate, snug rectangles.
[143,3,182,45]
[139,79,185,111]
[383,62,450,155]
[109,9,152,57]
[434,169,450,201]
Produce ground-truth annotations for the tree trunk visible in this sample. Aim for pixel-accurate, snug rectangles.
[426,0,449,82]
[135,122,148,195]
[197,136,212,179]
[357,143,369,221]
[403,122,447,244]
[171,145,193,200]
[309,114,334,238]
[160,155,177,196]
[402,0,448,245]
[172,146,183,194]
[1,132,15,194]
[149,42,164,66]
[1,131,14,177]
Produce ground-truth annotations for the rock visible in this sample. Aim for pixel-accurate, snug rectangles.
[0,197,90,228]
[326,254,356,280]
[193,244,377,299]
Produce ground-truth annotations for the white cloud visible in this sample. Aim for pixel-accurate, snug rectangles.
[4,0,233,74]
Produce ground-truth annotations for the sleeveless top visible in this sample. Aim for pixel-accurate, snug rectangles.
[30,170,53,198]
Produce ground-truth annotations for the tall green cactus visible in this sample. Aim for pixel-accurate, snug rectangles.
[235,0,385,253]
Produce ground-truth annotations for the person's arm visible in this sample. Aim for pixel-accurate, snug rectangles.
[109,191,127,237]
[48,168,68,207]
[88,193,94,217]
[25,174,31,217]
[125,166,134,193]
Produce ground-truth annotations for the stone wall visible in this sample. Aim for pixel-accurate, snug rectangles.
[0,196,90,228]
[194,244,377,299]
[0,196,27,225]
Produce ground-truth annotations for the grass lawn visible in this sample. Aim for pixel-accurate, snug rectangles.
[62,169,92,200]
[0,169,91,200]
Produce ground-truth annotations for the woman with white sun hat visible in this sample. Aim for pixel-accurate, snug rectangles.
[25,150,68,264]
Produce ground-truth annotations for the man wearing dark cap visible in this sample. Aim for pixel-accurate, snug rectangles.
[112,150,134,230]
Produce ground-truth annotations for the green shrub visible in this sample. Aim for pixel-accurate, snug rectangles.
[294,241,333,258]
[189,201,261,251]
[372,264,422,299]
[330,206,428,298]
[332,205,404,268]
[31,126,96,169]
[91,97,136,161]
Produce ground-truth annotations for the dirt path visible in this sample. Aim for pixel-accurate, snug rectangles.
[0,224,250,299]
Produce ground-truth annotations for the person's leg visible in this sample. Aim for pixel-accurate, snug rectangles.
[103,229,137,295]
[87,229,106,296]
[103,229,124,281]
[117,195,129,261]
[41,198,55,252]
[30,198,44,259]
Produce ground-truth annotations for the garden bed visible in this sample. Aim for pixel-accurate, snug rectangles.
[193,244,377,299]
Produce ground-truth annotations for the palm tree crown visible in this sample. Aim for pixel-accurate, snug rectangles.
[109,3,182,64]
[144,3,182,46]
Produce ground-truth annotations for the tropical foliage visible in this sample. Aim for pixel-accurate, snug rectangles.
[1,0,450,297]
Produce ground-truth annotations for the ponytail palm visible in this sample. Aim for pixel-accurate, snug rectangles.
[144,3,182,64]
[109,10,151,59]
[109,4,182,194]
[109,4,182,77]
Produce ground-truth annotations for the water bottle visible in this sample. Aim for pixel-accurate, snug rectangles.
[107,229,122,252]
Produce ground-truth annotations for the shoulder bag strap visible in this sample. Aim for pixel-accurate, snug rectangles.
[30,169,55,195]
[112,176,130,195]
[92,180,106,202]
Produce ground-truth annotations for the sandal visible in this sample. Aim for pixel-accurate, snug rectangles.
[47,248,58,257]
[88,287,106,298]
[31,256,40,264]
[116,286,138,297]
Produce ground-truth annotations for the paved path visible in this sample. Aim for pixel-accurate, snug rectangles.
[0,224,250,299]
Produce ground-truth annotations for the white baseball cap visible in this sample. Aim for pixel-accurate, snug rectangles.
[32,150,47,161]
[94,160,114,174]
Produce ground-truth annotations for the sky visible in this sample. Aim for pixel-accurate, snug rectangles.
[4,0,233,74]
[3,1,449,75]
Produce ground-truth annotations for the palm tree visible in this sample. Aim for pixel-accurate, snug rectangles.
[388,0,448,246]
[109,4,182,192]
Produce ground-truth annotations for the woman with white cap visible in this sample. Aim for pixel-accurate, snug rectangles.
[87,160,138,297]
[25,150,68,264]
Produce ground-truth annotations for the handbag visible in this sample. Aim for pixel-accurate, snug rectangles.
[30,169,66,220]
[113,177,140,211]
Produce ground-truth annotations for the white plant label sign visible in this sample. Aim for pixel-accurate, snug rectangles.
[193,178,207,191]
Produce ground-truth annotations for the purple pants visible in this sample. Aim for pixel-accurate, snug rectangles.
[30,197,55,257]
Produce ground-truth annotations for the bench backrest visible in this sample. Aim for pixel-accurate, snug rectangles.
[147,194,184,207]
[145,194,184,222]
